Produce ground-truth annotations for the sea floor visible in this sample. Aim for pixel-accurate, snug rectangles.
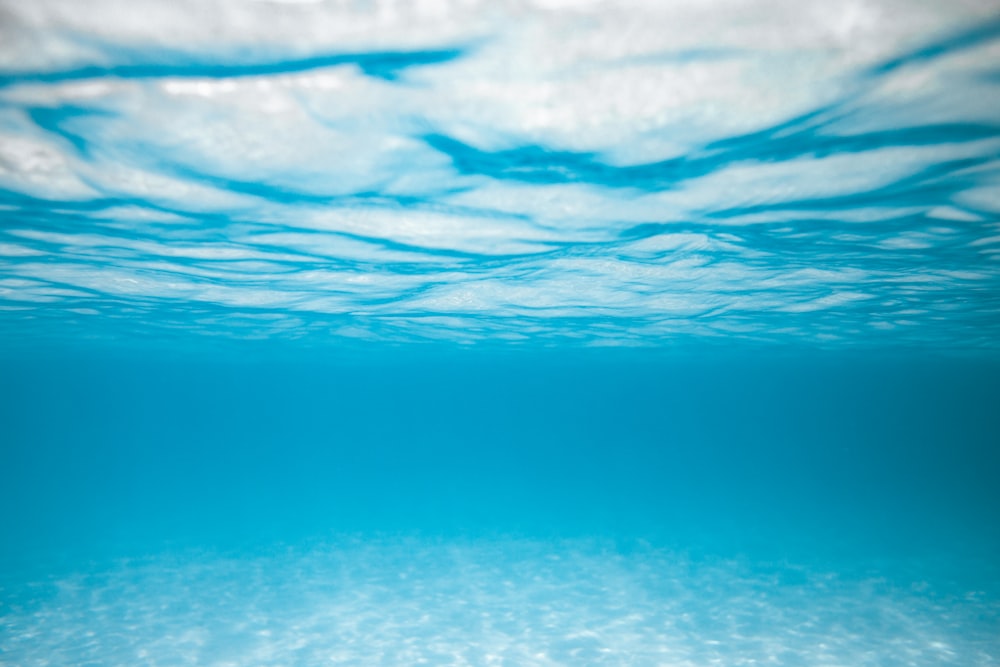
[2,536,998,666]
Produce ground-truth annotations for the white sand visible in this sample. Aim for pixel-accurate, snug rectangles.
[2,537,997,666]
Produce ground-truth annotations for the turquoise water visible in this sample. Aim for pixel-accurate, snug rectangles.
[2,2,1000,664]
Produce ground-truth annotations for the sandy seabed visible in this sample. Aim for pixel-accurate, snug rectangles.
[1,537,998,666]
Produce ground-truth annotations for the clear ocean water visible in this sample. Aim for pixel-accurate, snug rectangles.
[2,1,1000,665]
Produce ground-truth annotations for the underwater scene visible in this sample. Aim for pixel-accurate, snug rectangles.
[2,1,1000,664]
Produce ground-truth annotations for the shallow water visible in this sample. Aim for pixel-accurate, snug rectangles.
[2,1,1000,665]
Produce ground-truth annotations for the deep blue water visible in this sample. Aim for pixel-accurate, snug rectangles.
[2,348,999,664]
[2,2,1000,664]
[3,350,1000,568]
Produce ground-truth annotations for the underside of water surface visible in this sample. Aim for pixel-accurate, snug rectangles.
[2,0,1000,665]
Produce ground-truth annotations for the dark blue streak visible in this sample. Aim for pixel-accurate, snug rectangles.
[869,15,1000,75]
[0,48,465,88]
[25,106,114,155]
[707,152,1000,218]
[424,122,1000,192]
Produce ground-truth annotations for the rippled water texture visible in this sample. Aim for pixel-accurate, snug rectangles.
[0,0,998,349]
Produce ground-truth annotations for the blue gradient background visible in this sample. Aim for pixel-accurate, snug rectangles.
[2,1,1000,664]
[3,350,1000,569]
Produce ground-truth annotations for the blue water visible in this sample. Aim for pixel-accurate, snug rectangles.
[2,2,1000,664]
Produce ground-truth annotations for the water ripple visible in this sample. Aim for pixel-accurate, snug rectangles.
[0,0,998,350]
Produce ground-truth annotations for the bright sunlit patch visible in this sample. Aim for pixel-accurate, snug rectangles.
[2,538,997,667]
